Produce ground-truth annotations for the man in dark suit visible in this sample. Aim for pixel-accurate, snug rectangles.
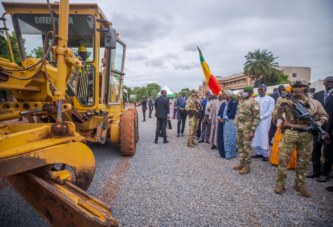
[137,96,147,121]
[176,91,188,137]
[268,85,285,144]
[154,90,170,144]
[307,76,333,182]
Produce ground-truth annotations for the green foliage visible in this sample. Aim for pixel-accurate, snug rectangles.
[146,83,161,97]
[243,49,280,85]
[125,82,162,101]
[0,31,21,64]
[177,88,190,97]
[123,85,133,102]
[132,86,148,101]
[275,72,290,85]
[27,47,44,58]
[150,89,158,98]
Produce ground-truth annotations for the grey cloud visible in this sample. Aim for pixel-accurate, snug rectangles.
[145,58,167,68]
[110,13,172,48]
[173,63,198,71]
[163,52,179,60]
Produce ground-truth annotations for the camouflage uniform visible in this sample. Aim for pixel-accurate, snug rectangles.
[235,95,260,168]
[185,91,203,147]
[273,80,328,195]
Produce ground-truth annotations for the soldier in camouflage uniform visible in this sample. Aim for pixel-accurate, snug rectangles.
[185,89,203,148]
[273,80,328,197]
[232,86,260,174]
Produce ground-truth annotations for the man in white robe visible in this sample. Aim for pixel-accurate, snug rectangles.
[251,84,275,161]
[209,93,225,149]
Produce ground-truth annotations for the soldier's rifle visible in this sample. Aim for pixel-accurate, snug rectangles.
[285,93,325,141]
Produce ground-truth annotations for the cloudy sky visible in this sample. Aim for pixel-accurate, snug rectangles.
[1,0,332,92]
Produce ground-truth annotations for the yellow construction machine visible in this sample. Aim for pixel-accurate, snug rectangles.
[0,0,138,226]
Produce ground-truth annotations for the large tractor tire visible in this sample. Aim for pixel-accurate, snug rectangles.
[128,108,139,143]
[120,110,136,156]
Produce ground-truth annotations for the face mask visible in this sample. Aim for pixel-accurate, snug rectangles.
[242,92,249,98]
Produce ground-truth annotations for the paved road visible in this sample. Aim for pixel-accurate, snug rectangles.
[1,109,332,226]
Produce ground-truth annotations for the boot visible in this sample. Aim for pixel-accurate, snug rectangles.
[187,141,195,148]
[293,185,310,197]
[239,166,251,174]
[192,140,197,145]
[233,162,244,171]
[274,184,285,194]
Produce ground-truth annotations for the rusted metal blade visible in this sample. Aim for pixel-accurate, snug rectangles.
[7,172,118,227]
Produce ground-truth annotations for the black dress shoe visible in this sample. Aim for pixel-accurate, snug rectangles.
[211,145,216,149]
[154,139,158,144]
[262,157,269,162]
[177,134,180,137]
[326,186,333,192]
[252,154,263,158]
[163,140,169,144]
[306,172,321,178]
[317,175,329,183]
[181,133,184,137]
[206,141,209,144]
[198,140,204,143]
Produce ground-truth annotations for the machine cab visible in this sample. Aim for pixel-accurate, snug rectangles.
[2,2,126,110]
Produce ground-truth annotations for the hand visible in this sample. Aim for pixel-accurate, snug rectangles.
[249,130,255,140]
[219,118,225,124]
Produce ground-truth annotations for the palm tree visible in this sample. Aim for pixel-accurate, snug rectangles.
[243,49,279,85]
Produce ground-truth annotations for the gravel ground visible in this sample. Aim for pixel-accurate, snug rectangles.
[1,110,332,226]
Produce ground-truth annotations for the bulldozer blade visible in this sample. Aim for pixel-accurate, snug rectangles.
[7,172,118,227]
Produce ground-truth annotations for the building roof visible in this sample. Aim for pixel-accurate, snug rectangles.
[215,72,246,81]
[277,66,311,70]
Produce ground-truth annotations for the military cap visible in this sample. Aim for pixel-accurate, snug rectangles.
[243,86,254,91]
[290,80,310,87]
[191,89,197,93]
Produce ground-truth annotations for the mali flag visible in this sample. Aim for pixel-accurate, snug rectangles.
[197,47,221,95]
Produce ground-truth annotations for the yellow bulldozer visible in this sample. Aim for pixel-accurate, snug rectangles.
[0,0,138,226]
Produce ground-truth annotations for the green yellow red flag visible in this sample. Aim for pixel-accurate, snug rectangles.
[197,47,221,95]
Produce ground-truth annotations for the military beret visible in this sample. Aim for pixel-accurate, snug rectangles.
[243,86,254,91]
[290,80,310,87]
[191,89,197,93]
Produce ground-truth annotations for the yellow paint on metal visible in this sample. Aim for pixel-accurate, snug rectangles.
[110,122,120,143]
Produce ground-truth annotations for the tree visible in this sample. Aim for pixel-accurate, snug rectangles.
[133,86,148,101]
[0,31,21,64]
[150,89,158,98]
[146,83,161,97]
[177,88,190,97]
[272,71,290,85]
[243,49,279,85]
[27,47,44,58]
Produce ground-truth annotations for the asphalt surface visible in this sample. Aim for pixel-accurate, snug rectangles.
[0,109,332,226]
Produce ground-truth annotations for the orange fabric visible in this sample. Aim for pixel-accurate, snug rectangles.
[270,125,297,170]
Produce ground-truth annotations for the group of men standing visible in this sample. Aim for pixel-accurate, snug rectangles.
[138,77,333,196]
